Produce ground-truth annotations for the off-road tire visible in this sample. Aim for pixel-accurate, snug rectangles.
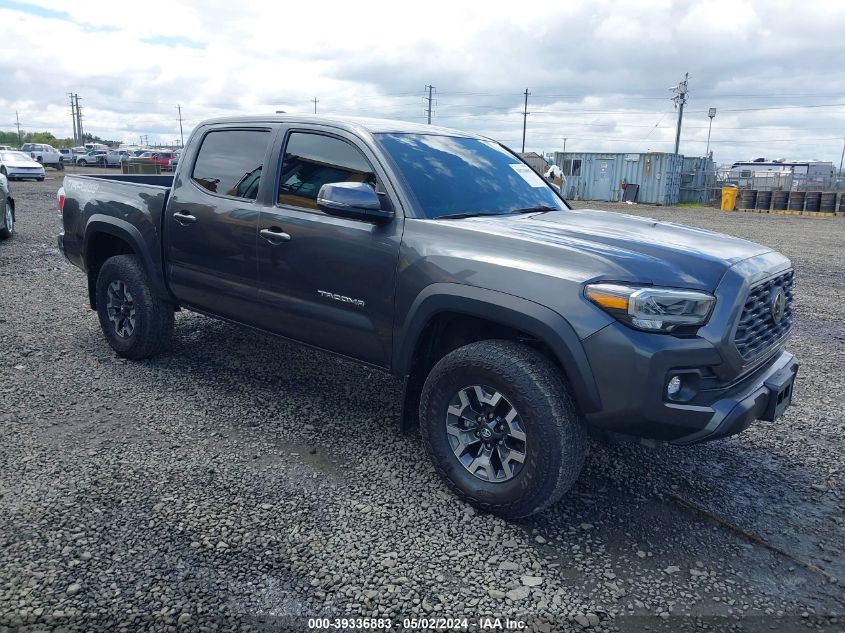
[78,160,87,166]
[419,340,587,519]
[56,160,64,171]
[95,255,174,359]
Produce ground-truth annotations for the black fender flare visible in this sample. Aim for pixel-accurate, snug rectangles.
[83,215,170,304]
[394,283,601,414]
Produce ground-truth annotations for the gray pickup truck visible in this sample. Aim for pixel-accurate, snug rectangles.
[57,115,798,517]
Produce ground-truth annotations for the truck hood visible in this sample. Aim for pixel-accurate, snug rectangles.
[438,207,773,291]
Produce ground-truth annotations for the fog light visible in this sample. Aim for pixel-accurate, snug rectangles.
[667,376,682,397]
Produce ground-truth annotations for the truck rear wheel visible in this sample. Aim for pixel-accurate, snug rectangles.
[419,340,587,519]
[95,255,174,359]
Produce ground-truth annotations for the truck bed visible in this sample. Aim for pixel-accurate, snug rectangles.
[59,173,174,299]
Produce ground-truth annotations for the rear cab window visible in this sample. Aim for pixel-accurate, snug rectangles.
[191,129,271,201]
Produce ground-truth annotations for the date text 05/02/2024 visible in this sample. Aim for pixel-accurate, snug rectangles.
[306,617,527,630]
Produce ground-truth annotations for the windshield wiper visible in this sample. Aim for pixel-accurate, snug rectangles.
[437,207,557,220]
[508,205,558,214]
[436,211,506,220]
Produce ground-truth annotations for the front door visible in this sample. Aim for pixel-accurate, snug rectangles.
[164,126,274,321]
[254,129,403,367]
[595,159,613,201]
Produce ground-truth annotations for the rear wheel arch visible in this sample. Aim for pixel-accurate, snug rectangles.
[395,285,602,430]
[83,218,166,310]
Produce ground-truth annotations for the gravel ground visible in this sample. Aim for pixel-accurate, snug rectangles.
[1,171,843,632]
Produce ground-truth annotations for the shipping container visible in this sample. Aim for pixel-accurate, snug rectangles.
[552,152,684,205]
[679,156,716,204]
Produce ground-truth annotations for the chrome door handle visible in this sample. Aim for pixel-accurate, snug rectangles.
[260,228,291,244]
[173,211,197,225]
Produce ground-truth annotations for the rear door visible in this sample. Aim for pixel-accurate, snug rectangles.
[164,125,275,322]
[253,127,404,367]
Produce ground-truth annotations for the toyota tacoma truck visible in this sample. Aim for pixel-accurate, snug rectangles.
[57,115,798,518]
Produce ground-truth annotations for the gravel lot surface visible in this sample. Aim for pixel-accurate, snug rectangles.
[1,170,843,632]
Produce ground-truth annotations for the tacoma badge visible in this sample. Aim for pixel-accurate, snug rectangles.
[317,290,366,307]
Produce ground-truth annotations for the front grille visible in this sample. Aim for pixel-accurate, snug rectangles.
[734,270,794,361]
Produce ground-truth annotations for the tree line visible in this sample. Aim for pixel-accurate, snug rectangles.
[0,130,118,148]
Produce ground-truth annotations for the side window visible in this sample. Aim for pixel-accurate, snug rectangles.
[571,159,582,177]
[191,129,271,201]
[278,132,376,210]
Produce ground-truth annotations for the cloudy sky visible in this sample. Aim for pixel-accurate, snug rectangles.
[1,0,844,166]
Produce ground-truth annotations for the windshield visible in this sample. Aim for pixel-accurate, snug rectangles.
[1,151,33,162]
[376,133,565,219]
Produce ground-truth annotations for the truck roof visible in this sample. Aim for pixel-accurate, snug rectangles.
[199,114,480,139]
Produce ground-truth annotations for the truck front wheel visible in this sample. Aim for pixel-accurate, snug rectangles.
[419,340,587,519]
[95,255,174,359]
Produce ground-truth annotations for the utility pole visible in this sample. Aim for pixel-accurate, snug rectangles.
[671,72,688,155]
[839,137,845,178]
[312,97,319,114]
[15,111,22,147]
[74,94,85,143]
[425,85,435,124]
[561,137,567,154]
[705,107,716,160]
[68,93,78,145]
[177,104,184,148]
[522,88,530,153]
[73,95,80,144]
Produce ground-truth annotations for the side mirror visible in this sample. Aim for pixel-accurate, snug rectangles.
[317,182,394,223]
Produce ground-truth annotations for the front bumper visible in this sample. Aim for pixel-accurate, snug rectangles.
[581,321,798,445]
[6,168,45,179]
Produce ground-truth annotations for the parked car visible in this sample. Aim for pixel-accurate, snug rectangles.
[0,150,46,181]
[119,150,145,165]
[105,150,133,167]
[0,145,16,151]
[168,151,181,171]
[57,115,798,518]
[136,150,176,170]
[21,143,64,170]
[60,148,84,164]
[0,173,14,239]
[76,150,108,167]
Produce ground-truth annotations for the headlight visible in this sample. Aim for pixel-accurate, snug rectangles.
[585,283,715,333]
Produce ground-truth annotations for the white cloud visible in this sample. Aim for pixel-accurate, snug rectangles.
[1,0,843,165]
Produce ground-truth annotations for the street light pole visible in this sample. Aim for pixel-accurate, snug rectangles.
[706,107,716,160]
